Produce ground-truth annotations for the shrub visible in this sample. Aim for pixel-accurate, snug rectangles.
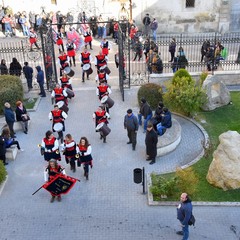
[0,75,24,114]
[150,173,177,198]
[199,71,208,86]
[0,161,7,185]
[175,167,199,197]
[163,69,207,116]
[137,83,163,109]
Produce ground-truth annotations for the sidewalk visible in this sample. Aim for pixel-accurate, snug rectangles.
[0,40,239,240]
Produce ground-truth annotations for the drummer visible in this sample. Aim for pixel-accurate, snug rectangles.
[95,68,109,84]
[59,73,73,90]
[49,104,68,143]
[96,81,112,116]
[84,27,93,50]
[51,83,68,105]
[93,106,110,143]
[41,130,61,162]
[80,47,93,82]
[94,50,108,74]
[58,51,70,76]
[56,28,64,53]
[66,39,76,67]
[100,38,111,56]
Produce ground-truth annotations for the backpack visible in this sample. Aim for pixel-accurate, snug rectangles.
[188,214,196,226]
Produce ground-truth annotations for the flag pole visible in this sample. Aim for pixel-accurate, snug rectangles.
[32,185,44,195]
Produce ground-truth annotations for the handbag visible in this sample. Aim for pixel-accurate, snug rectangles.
[22,114,30,122]
[188,214,196,226]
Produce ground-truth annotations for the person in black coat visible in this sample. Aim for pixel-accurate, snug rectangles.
[0,133,7,165]
[23,62,33,91]
[4,102,15,138]
[9,57,22,76]
[145,122,158,165]
[0,59,8,75]
[15,100,29,134]
[36,66,46,97]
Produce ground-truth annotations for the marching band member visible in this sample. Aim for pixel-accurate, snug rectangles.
[93,106,110,143]
[41,130,61,162]
[96,81,112,116]
[95,68,109,84]
[66,39,76,67]
[59,73,73,90]
[44,159,66,202]
[94,50,108,74]
[84,26,93,50]
[56,29,64,53]
[80,47,93,82]
[58,51,70,76]
[100,38,111,56]
[62,134,79,173]
[49,104,68,143]
[51,83,68,105]
[78,137,93,180]
[29,27,40,51]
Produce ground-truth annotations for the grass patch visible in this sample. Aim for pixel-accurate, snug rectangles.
[23,98,38,110]
[151,92,240,201]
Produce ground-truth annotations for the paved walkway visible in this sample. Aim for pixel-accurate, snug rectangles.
[0,40,240,240]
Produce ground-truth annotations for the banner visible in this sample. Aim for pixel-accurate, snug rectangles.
[42,174,77,196]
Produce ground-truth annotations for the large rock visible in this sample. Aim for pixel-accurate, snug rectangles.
[202,75,231,111]
[207,131,240,190]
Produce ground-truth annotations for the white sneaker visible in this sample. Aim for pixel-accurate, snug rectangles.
[20,149,24,152]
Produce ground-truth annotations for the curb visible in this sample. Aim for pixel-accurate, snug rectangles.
[0,175,8,196]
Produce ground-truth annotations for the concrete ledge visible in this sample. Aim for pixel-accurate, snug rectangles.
[0,175,8,196]
[14,120,30,132]
[6,146,18,160]
[157,118,182,156]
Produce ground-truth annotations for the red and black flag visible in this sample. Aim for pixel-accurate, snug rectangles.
[41,174,78,196]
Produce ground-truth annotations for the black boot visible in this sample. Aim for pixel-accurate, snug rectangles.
[103,137,106,143]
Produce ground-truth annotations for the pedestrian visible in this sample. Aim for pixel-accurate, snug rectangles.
[78,137,93,180]
[56,29,64,53]
[83,26,93,50]
[1,127,24,151]
[93,106,110,143]
[29,27,40,51]
[142,13,151,37]
[94,50,109,74]
[201,40,210,62]
[138,97,152,133]
[100,38,111,56]
[124,109,139,151]
[23,62,33,91]
[44,159,66,203]
[3,102,15,138]
[168,38,176,62]
[150,18,158,42]
[0,59,8,75]
[62,134,79,173]
[51,83,68,105]
[176,192,193,240]
[80,47,93,82]
[9,57,22,76]
[41,130,61,162]
[36,66,46,97]
[143,38,150,60]
[133,38,143,61]
[156,107,172,136]
[1,14,13,37]
[151,101,164,131]
[58,51,70,77]
[49,104,68,144]
[0,129,8,165]
[145,122,158,165]
[15,100,29,134]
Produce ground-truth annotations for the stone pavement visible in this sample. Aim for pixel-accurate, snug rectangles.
[0,39,240,240]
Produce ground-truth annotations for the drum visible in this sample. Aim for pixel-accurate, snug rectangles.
[83,64,90,71]
[57,101,69,114]
[66,88,75,98]
[95,122,111,137]
[64,67,75,77]
[53,122,63,132]
[101,96,114,108]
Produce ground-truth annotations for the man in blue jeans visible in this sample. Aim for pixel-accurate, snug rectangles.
[177,193,193,240]
[156,107,172,136]
[138,98,152,133]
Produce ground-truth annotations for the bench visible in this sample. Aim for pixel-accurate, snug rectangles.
[157,118,182,156]
[6,146,18,160]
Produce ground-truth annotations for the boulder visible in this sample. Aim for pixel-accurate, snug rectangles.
[207,131,240,190]
[201,75,231,111]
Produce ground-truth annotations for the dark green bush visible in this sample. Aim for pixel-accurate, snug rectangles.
[0,75,24,114]
[0,160,7,184]
[137,83,163,109]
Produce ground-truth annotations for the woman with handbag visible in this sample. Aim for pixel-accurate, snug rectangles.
[15,101,29,134]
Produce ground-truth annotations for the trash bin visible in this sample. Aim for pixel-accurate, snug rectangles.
[133,168,142,184]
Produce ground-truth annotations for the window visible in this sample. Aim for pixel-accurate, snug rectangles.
[186,0,195,8]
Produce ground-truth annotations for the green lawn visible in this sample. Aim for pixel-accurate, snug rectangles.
[152,92,240,202]
[23,98,38,110]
